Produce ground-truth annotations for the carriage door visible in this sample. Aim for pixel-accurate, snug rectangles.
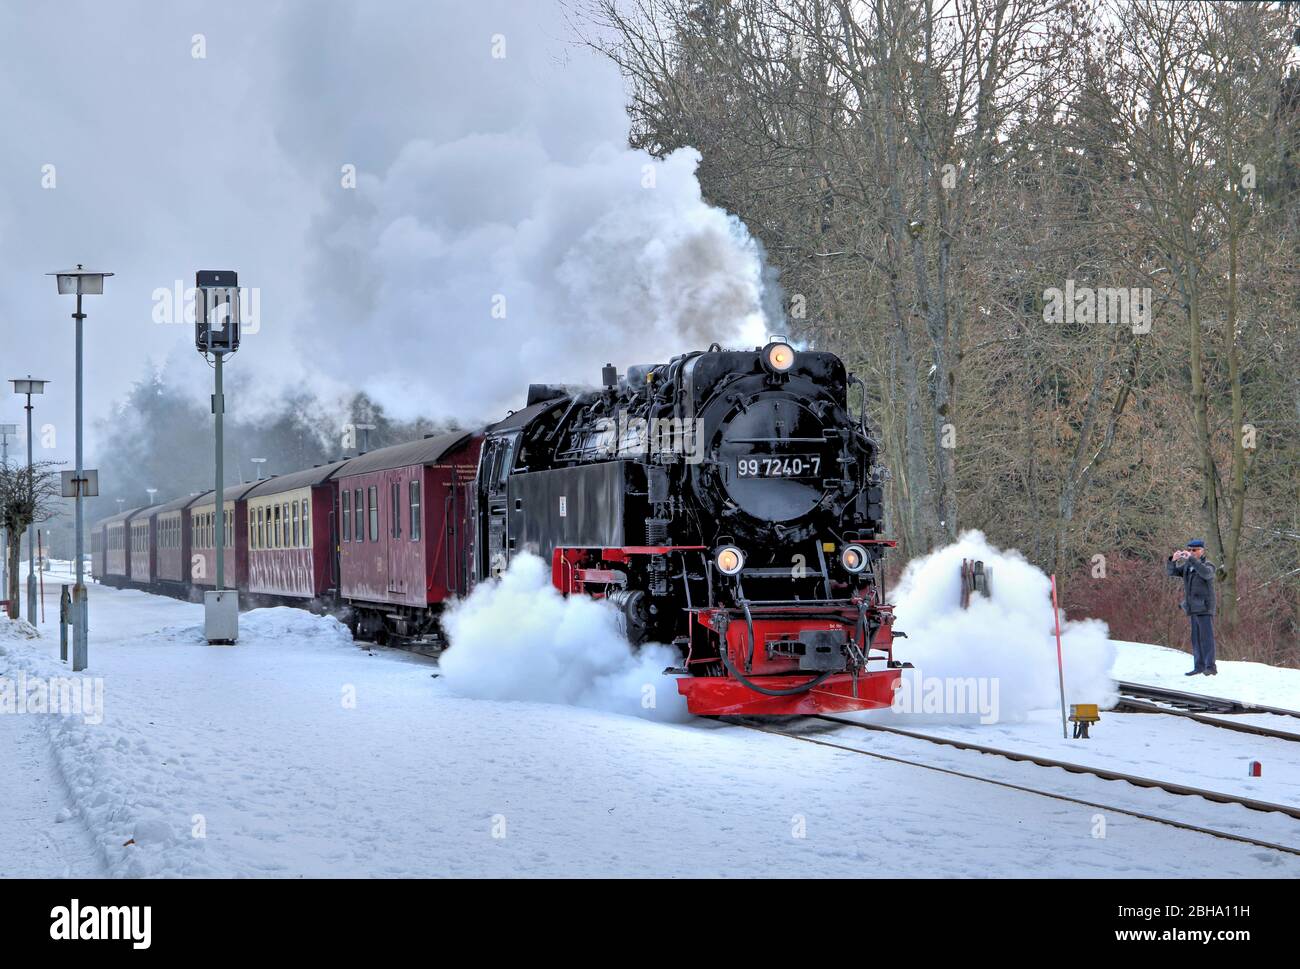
[387,471,404,596]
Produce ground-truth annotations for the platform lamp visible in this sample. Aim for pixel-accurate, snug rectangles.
[195,270,241,645]
[48,265,110,670]
[0,423,15,606]
[11,377,49,626]
[146,487,157,506]
[250,457,267,481]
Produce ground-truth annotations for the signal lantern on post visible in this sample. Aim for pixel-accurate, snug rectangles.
[195,270,241,355]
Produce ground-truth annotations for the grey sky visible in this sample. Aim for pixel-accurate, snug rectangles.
[0,0,774,474]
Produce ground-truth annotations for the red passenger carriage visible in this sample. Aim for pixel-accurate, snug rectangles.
[189,483,258,592]
[335,432,480,640]
[244,461,349,604]
[100,506,143,587]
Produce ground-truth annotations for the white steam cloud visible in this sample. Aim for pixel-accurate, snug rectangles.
[439,554,689,722]
[887,531,1116,723]
[274,2,776,423]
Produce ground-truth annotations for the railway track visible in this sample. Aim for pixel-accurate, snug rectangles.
[727,714,1300,858]
[1115,680,1300,719]
[1113,680,1300,742]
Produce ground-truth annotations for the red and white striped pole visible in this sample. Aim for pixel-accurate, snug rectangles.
[1051,574,1067,739]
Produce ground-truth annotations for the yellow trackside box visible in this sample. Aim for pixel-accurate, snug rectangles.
[1069,703,1100,723]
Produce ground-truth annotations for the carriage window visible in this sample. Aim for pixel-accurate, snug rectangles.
[391,482,401,539]
[291,502,299,546]
[409,480,421,541]
[273,505,280,547]
[368,486,378,541]
[342,490,351,542]
[354,490,362,540]
[302,499,310,547]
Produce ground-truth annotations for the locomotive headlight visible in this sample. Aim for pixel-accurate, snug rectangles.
[841,544,868,574]
[763,341,796,372]
[715,545,745,575]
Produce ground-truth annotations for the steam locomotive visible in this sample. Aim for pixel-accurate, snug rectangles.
[476,340,903,714]
[95,340,903,716]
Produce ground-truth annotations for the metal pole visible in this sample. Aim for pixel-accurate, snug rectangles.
[25,395,36,625]
[60,584,69,661]
[1050,574,1067,740]
[73,293,87,671]
[214,352,224,591]
[1,435,7,605]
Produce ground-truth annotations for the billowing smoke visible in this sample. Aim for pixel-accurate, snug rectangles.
[438,553,689,722]
[1,1,779,488]
[270,1,776,423]
[886,531,1116,723]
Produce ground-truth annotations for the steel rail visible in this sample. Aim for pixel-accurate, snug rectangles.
[811,713,1300,821]
[728,718,1300,858]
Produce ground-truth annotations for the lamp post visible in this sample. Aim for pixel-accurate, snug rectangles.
[48,265,112,672]
[10,378,48,624]
[0,423,15,605]
[115,498,125,513]
[195,270,241,644]
[250,457,267,481]
[146,487,157,506]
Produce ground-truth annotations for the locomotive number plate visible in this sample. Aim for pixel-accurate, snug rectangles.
[736,455,822,478]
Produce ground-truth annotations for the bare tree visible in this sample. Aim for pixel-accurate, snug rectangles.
[0,460,64,620]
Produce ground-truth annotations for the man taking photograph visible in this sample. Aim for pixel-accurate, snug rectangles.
[1166,539,1218,676]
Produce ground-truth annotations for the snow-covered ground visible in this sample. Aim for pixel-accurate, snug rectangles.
[1112,638,1300,710]
[1,566,1297,878]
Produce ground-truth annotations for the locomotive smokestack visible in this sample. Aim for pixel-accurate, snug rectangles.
[602,363,617,389]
